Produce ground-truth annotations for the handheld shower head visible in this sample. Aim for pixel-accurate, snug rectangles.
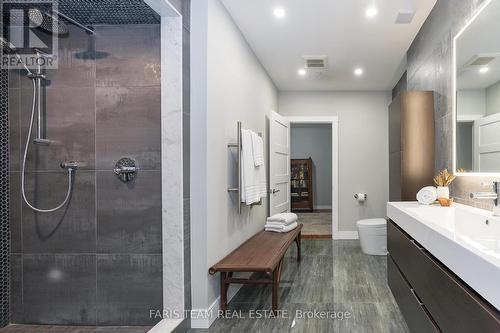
[0,37,16,54]
[0,37,34,76]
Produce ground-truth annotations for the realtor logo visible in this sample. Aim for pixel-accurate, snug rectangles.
[1,0,60,70]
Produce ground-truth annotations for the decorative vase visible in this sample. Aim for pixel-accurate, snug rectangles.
[436,186,450,199]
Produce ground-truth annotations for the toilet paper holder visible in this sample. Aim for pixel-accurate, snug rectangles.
[354,193,367,201]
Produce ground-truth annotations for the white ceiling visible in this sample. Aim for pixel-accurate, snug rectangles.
[221,0,437,91]
[456,0,500,90]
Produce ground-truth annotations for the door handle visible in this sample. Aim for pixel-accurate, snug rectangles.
[272,189,280,194]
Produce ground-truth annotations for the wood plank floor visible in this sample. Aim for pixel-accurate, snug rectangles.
[193,240,409,333]
[296,212,332,238]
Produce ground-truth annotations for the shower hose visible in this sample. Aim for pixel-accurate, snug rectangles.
[21,79,75,213]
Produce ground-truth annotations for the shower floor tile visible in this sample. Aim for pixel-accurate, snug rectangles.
[0,325,151,333]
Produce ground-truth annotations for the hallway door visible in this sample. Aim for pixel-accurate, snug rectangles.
[474,112,500,172]
[269,111,291,215]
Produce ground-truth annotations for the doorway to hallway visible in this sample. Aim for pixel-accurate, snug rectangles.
[290,123,333,239]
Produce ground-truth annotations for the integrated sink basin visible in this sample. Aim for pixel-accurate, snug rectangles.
[387,201,500,310]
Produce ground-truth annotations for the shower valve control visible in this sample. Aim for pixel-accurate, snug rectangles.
[114,157,138,182]
[60,161,79,171]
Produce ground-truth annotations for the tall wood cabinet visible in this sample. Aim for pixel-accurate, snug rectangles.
[389,91,435,201]
[291,158,313,212]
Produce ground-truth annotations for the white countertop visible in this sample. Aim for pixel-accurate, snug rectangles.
[387,201,500,310]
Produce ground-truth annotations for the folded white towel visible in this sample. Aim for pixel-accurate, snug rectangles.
[265,222,298,233]
[251,131,264,167]
[267,212,298,224]
[265,220,296,227]
[416,186,437,205]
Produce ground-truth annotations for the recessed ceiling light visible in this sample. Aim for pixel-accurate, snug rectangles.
[365,7,377,18]
[354,68,364,76]
[479,67,490,74]
[273,7,286,19]
[298,68,306,76]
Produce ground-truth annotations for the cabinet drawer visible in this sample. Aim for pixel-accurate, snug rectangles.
[388,220,500,333]
[388,256,440,333]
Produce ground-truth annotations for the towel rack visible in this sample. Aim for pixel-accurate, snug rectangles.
[228,121,242,213]
[227,121,262,214]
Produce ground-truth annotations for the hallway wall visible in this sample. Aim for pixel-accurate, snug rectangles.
[190,0,278,325]
[279,91,391,233]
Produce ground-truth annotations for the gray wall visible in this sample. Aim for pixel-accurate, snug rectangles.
[486,81,500,115]
[456,122,473,171]
[457,89,486,116]
[279,91,390,233]
[8,24,163,326]
[406,0,500,209]
[291,125,332,209]
[190,0,278,324]
[392,71,407,99]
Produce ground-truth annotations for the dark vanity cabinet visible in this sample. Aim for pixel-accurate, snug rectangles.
[387,220,500,333]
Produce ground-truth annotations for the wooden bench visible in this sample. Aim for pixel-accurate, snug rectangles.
[208,224,302,313]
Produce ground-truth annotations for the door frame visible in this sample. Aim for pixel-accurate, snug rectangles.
[287,116,339,239]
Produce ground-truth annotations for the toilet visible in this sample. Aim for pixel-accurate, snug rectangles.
[356,218,387,255]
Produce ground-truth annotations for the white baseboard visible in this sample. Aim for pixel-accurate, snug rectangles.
[314,205,332,210]
[148,318,184,333]
[190,284,243,329]
[332,231,359,240]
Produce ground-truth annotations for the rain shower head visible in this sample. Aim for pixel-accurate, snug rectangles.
[74,34,109,60]
[28,8,70,36]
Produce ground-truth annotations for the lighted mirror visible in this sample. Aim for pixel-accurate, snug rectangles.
[454,0,500,174]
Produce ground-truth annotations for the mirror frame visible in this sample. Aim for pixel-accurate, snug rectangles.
[452,0,500,176]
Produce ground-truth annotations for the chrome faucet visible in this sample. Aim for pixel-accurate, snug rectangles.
[470,182,500,216]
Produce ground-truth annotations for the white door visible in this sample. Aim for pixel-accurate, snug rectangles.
[269,111,290,215]
[474,112,500,172]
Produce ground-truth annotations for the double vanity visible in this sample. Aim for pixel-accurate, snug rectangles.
[387,202,500,332]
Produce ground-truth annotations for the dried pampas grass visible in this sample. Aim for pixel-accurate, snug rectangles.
[434,169,456,187]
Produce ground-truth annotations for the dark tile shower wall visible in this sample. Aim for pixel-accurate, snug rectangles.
[8,23,163,326]
[391,71,407,100]
[406,0,500,209]
[1,70,10,328]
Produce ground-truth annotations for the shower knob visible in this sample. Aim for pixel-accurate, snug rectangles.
[114,157,138,182]
[60,161,79,171]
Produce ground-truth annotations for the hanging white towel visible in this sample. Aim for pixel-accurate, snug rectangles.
[257,153,267,199]
[251,131,264,167]
[241,129,260,205]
